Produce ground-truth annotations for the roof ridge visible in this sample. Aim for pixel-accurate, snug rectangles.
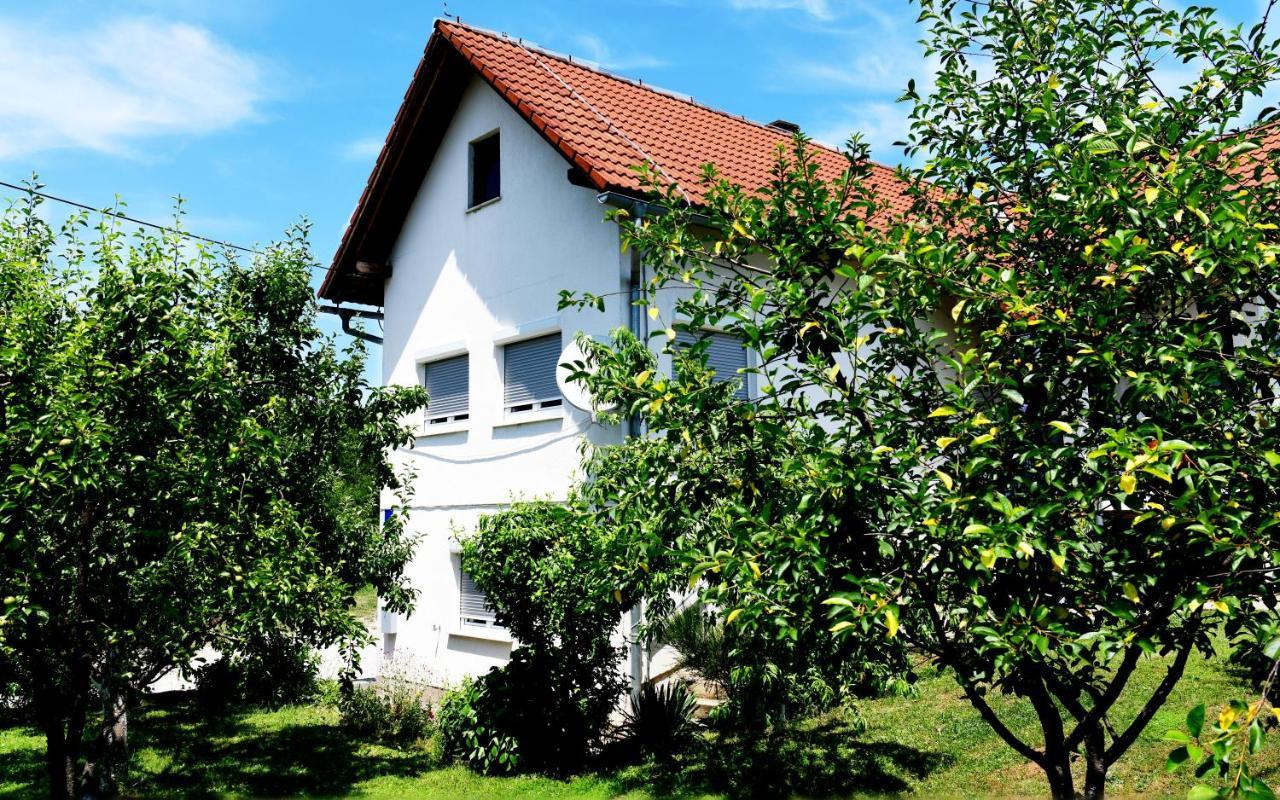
[435,18,904,172]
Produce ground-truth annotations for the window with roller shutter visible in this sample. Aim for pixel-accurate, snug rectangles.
[422,354,469,424]
[503,333,563,413]
[459,569,497,628]
[675,330,750,400]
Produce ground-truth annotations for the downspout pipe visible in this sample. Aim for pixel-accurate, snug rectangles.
[318,304,384,345]
[603,191,650,695]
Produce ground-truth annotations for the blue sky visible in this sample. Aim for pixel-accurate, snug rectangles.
[0,0,1267,355]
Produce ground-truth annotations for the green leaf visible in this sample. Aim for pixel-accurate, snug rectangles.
[1264,637,1280,660]
[1187,704,1206,738]
[1187,785,1221,800]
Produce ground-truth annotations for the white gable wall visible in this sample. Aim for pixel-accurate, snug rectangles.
[378,72,631,684]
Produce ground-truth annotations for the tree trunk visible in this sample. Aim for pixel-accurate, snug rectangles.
[1040,755,1076,800]
[1083,726,1108,800]
[41,721,75,800]
[80,691,127,800]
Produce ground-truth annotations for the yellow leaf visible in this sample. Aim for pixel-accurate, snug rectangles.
[647,306,660,320]
[799,321,820,336]
[613,589,623,604]
[1048,420,1074,435]
[872,445,893,455]
[936,470,955,492]
[648,397,664,413]
[937,436,959,451]
[980,549,997,568]
[726,608,743,625]
[1144,187,1159,205]
[1213,599,1229,614]
[1119,473,1137,494]
[1220,706,1238,730]
[923,518,939,527]
[1050,551,1066,572]
[1123,582,1140,603]
[951,300,967,323]
[1017,541,1035,558]
[1160,516,1175,531]
[929,406,958,418]
[664,327,676,341]
[749,561,762,580]
[884,606,899,638]
[633,370,652,387]
[826,364,842,382]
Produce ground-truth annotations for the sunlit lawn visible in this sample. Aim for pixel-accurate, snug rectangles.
[0,645,1275,798]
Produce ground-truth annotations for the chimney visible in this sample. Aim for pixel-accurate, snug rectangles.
[768,119,802,134]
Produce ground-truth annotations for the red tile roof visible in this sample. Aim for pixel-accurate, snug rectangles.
[435,20,912,211]
[321,19,915,304]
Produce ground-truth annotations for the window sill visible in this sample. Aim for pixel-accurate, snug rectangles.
[416,420,471,438]
[494,407,564,428]
[466,196,501,213]
[449,626,512,644]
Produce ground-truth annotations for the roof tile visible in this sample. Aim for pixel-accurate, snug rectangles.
[435,19,914,216]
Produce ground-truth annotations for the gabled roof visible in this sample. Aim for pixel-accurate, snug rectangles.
[321,19,915,305]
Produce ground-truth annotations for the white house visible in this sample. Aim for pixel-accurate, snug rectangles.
[318,18,913,689]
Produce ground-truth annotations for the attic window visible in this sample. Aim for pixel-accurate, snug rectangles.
[469,131,501,208]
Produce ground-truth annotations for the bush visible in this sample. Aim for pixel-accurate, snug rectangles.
[460,501,628,774]
[437,677,520,774]
[618,681,699,762]
[659,604,913,733]
[194,633,320,708]
[338,657,434,744]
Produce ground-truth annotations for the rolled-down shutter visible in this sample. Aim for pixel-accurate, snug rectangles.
[676,330,749,399]
[460,570,496,626]
[503,333,561,408]
[423,354,469,421]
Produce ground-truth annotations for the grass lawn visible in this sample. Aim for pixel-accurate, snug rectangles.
[351,585,378,628]
[0,646,1276,798]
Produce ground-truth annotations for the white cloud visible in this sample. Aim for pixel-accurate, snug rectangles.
[0,16,267,161]
[341,136,385,161]
[728,0,835,19]
[571,33,668,71]
[808,101,912,164]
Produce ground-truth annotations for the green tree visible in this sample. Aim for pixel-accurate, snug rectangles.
[0,191,426,799]
[460,501,627,774]
[564,1,1280,797]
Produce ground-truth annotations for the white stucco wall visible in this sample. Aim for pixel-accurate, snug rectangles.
[377,73,632,685]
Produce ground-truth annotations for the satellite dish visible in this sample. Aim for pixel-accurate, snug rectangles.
[556,338,616,413]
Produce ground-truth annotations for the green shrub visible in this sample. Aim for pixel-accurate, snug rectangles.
[618,681,699,762]
[461,501,628,774]
[338,683,432,744]
[338,657,434,744]
[194,633,320,708]
[437,677,519,774]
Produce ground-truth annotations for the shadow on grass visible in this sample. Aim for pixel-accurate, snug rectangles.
[605,710,952,800]
[3,695,948,799]
[120,692,434,799]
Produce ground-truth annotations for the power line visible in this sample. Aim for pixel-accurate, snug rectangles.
[0,179,332,275]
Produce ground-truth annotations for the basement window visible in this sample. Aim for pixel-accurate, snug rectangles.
[469,131,501,208]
